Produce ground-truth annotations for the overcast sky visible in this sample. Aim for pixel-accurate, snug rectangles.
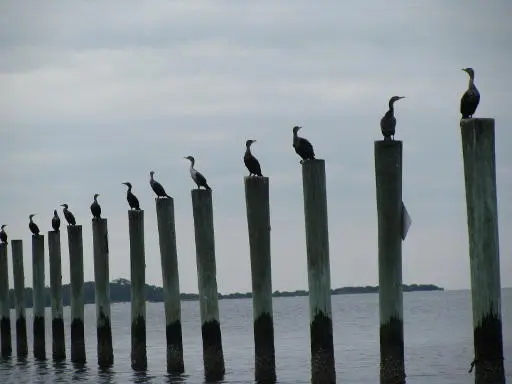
[1,0,511,294]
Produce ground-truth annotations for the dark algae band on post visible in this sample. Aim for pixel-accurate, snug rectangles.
[310,311,335,384]
[15,316,28,357]
[131,315,147,371]
[166,320,184,373]
[379,316,405,384]
[201,320,225,381]
[253,312,276,382]
[97,310,113,367]
[33,316,46,360]
[51,318,66,360]
[71,318,86,363]
[471,313,505,383]
[1,316,12,357]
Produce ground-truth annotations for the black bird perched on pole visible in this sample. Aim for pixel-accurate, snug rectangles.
[184,156,211,190]
[150,170,171,198]
[244,139,263,177]
[292,126,315,164]
[29,214,40,235]
[90,194,101,219]
[460,67,480,119]
[60,204,76,226]
[52,210,61,231]
[0,225,7,244]
[380,96,405,140]
[122,182,140,210]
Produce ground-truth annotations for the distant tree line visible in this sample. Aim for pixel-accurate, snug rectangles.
[5,278,443,309]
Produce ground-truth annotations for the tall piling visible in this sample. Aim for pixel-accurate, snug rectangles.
[460,118,505,383]
[156,197,184,373]
[374,140,406,383]
[244,176,276,382]
[11,240,27,357]
[128,210,147,371]
[32,234,46,360]
[301,159,336,384]
[191,189,225,381]
[67,225,86,363]
[48,230,66,360]
[0,243,12,357]
[92,218,114,367]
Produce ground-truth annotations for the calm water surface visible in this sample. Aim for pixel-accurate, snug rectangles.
[0,289,511,383]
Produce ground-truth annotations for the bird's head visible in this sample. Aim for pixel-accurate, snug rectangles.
[390,96,405,104]
[150,171,155,178]
[461,68,475,78]
[93,193,100,200]
[54,210,58,215]
[122,182,132,188]
[1,225,6,229]
[184,156,195,164]
[245,139,256,147]
[293,126,302,134]
[60,203,68,209]
[29,214,36,220]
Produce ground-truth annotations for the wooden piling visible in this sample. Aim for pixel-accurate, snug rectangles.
[374,140,406,384]
[67,225,86,363]
[244,176,276,382]
[128,210,147,371]
[191,189,225,381]
[32,234,46,360]
[301,159,336,384]
[92,218,114,367]
[11,240,27,357]
[155,197,184,373]
[0,243,12,358]
[460,118,505,383]
[48,230,66,361]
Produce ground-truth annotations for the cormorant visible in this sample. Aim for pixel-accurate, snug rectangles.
[150,171,171,198]
[60,204,76,226]
[460,67,480,119]
[244,139,263,177]
[380,96,405,140]
[52,210,61,231]
[184,156,211,190]
[292,126,315,163]
[0,225,7,244]
[122,182,141,210]
[90,194,101,219]
[29,214,40,236]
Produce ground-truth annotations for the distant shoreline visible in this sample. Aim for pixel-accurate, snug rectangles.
[6,279,444,309]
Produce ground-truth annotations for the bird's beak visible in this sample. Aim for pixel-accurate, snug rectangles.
[253,140,257,143]
[400,96,406,100]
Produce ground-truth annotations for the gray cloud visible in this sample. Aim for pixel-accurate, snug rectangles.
[1,0,511,294]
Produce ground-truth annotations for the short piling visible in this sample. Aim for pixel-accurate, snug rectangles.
[48,230,66,361]
[92,218,114,367]
[0,243,12,358]
[155,197,184,373]
[460,118,505,383]
[11,240,27,357]
[191,189,225,381]
[67,225,86,363]
[374,140,406,384]
[244,176,276,382]
[128,210,147,371]
[32,234,46,360]
[301,159,336,384]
